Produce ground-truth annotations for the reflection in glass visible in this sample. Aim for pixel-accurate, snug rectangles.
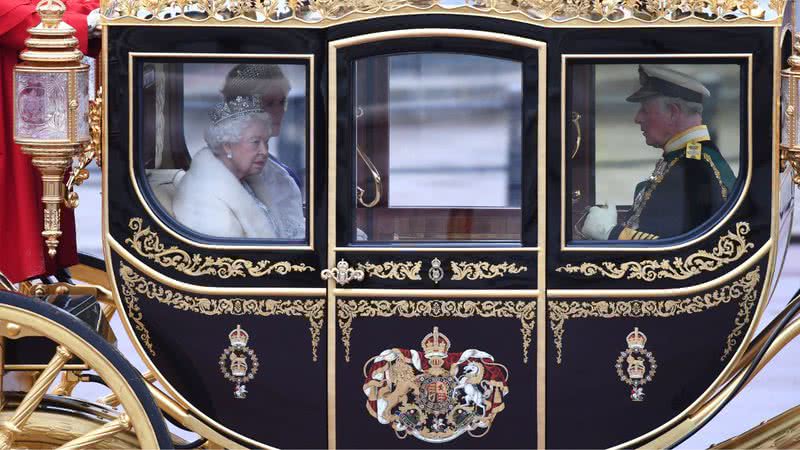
[15,72,70,140]
[354,53,523,242]
[140,61,307,241]
[569,63,741,242]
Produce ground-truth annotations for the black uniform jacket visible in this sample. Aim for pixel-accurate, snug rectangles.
[609,140,735,241]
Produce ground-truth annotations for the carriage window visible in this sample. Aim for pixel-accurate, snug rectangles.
[139,60,308,242]
[566,62,742,242]
[353,53,523,242]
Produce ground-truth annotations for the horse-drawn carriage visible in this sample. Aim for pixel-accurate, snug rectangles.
[2,0,800,447]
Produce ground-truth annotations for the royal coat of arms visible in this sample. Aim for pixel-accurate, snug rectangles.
[362,327,509,443]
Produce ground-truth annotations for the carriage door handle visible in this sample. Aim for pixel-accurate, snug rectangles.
[356,145,383,208]
[569,111,582,159]
[355,106,383,208]
[321,259,365,286]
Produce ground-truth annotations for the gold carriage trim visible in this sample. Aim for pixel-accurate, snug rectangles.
[337,299,535,363]
[355,261,422,281]
[118,262,325,360]
[556,222,753,281]
[450,261,528,281]
[100,0,783,25]
[120,274,156,356]
[125,218,315,279]
[549,265,760,364]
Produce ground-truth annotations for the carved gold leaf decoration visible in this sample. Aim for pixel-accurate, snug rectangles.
[721,273,759,361]
[101,0,783,23]
[125,218,315,278]
[118,262,324,361]
[355,261,422,281]
[556,222,753,281]
[549,266,760,364]
[450,261,528,281]
[119,275,156,356]
[337,299,535,363]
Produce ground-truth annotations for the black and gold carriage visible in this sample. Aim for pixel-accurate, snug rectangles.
[2,0,800,448]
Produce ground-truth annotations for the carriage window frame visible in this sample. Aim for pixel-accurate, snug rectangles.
[560,53,753,252]
[129,52,315,250]
[330,31,546,250]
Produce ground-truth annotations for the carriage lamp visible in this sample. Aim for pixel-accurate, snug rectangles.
[13,0,91,258]
[781,32,800,186]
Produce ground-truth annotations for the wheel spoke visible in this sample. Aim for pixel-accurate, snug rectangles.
[0,345,72,448]
[52,370,82,396]
[98,371,155,407]
[56,413,131,450]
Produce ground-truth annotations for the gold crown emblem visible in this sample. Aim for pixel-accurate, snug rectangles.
[626,327,647,350]
[230,353,248,377]
[209,95,265,124]
[626,355,646,380]
[421,327,451,359]
[229,325,249,349]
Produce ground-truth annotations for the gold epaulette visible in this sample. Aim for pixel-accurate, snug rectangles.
[617,227,659,240]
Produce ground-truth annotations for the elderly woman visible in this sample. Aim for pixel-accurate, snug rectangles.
[172,95,305,239]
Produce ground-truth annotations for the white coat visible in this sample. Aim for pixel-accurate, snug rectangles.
[172,148,304,239]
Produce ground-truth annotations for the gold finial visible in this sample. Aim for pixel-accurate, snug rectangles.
[20,0,82,65]
[36,0,67,28]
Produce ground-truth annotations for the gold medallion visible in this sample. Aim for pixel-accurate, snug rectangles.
[615,328,657,402]
[219,325,259,399]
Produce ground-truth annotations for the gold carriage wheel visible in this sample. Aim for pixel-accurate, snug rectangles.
[0,394,142,448]
[0,302,166,449]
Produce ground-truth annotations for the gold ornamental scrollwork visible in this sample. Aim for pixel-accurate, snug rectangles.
[119,274,156,356]
[100,0,782,24]
[556,222,754,281]
[355,261,422,281]
[118,262,325,360]
[450,261,528,281]
[125,218,315,278]
[65,88,103,209]
[549,266,761,364]
[337,299,535,363]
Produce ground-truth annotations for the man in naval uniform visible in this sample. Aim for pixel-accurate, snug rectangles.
[581,65,736,241]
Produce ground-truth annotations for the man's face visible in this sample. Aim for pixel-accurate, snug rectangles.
[633,97,673,149]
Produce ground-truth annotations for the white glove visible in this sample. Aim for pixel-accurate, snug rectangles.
[581,202,617,240]
[87,9,101,37]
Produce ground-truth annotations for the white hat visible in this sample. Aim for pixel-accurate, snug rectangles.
[626,65,711,103]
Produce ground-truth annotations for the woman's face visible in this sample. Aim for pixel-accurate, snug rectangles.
[223,119,270,179]
[259,80,290,135]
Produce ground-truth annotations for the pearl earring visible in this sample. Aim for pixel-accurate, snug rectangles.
[226,152,233,160]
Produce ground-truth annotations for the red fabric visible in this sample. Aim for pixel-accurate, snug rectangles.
[0,0,97,282]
